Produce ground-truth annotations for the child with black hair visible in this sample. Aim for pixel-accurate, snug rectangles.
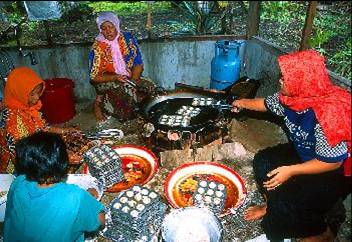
[3,131,105,242]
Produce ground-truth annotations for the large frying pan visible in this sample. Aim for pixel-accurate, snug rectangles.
[142,92,234,133]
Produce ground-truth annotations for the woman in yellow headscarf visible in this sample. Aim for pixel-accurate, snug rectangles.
[0,67,80,173]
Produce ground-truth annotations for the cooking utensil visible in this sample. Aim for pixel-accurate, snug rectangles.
[143,92,236,133]
[84,129,124,140]
[191,99,234,111]
[124,79,137,89]
[161,207,223,242]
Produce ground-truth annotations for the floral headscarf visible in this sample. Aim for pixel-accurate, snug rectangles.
[278,50,351,175]
[95,11,129,76]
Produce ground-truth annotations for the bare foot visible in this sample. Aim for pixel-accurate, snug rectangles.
[96,114,106,123]
[93,98,106,122]
[244,204,267,221]
[299,226,334,242]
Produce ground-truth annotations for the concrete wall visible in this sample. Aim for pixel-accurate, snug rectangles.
[1,45,94,99]
[142,41,216,89]
[0,38,246,100]
[0,36,350,100]
[242,37,283,97]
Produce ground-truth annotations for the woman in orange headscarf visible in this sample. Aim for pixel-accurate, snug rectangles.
[232,50,351,241]
[0,67,80,173]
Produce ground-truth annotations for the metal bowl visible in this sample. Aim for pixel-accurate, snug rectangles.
[161,207,223,242]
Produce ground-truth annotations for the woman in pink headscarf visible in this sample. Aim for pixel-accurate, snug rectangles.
[89,11,156,122]
[232,50,351,241]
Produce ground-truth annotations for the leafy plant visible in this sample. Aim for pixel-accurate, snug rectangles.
[88,1,171,16]
[171,1,227,34]
[327,38,352,79]
[312,3,351,79]
[309,29,335,50]
[60,2,94,22]
[261,1,305,24]
[1,1,27,25]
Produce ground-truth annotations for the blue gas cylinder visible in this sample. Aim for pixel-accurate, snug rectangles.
[210,40,245,90]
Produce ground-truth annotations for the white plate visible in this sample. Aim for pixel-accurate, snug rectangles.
[66,174,104,200]
[0,174,15,222]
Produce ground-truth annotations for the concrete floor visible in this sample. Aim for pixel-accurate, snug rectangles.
[0,99,350,242]
[66,99,351,242]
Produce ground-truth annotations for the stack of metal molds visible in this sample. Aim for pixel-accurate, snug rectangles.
[104,185,167,242]
[192,180,227,215]
[83,145,124,188]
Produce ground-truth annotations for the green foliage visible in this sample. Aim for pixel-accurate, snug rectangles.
[60,2,94,22]
[327,38,352,80]
[261,1,305,24]
[172,1,227,34]
[2,2,26,25]
[88,1,172,16]
[312,5,351,79]
[309,29,335,51]
[260,1,351,79]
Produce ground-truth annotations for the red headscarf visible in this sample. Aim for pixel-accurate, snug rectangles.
[3,66,46,131]
[278,50,351,176]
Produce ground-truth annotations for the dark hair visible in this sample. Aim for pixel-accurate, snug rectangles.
[15,131,69,184]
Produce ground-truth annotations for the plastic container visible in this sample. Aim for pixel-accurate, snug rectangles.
[40,78,76,124]
[210,40,245,90]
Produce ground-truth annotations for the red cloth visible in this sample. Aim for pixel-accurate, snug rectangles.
[278,50,351,176]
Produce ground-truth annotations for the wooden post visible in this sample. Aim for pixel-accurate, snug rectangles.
[246,1,260,39]
[300,1,318,50]
[146,2,153,39]
[43,20,53,46]
[228,1,234,34]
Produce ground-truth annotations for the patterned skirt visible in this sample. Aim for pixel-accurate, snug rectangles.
[94,78,156,121]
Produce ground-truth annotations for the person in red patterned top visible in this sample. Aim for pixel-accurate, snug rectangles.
[232,50,351,241]
[0,67,82,173]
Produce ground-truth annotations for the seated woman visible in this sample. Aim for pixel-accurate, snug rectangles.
[89,11,156,122]
[232,50,351,241]
[4,131,105,242]
[0,66,82,173]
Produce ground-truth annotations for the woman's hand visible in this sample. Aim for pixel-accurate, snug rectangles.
[263,165,294,191]
[67,150,83,165]
[87,188,99,199]
[46,126,81,135]
[115,74,128,83]
[231,99,244,113]
[231,98,267,112]
[61,126,81,134]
